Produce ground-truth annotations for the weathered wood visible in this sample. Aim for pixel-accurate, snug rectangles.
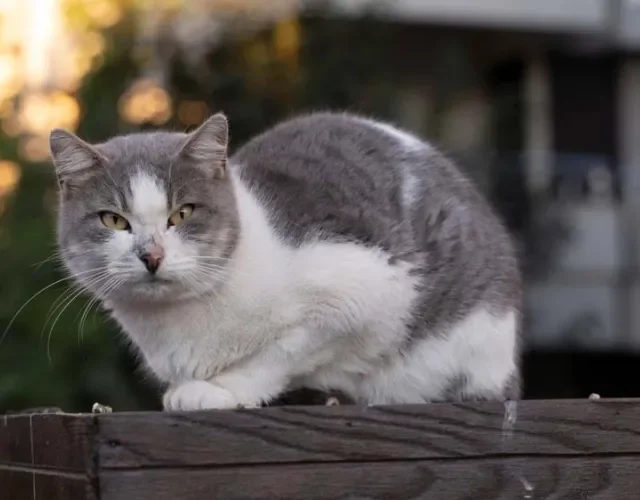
[98,399,640,467]
[3,399,640,499]
[99,456,640,500]
[0,413,95,471]
[0,466,96,500]
[0,413,98,500]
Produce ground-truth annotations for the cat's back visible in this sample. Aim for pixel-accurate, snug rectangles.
[230,112,420,250]
[229,112,521,402]
[230,112,513,263]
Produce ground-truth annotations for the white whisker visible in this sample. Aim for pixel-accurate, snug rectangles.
[78,277,123,343]
[44,273,111,362]
[0,268,109,347]
[43,270,110,336]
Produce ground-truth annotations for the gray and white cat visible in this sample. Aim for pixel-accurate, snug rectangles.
[49,111,521,411]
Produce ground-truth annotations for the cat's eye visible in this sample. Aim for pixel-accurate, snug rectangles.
[99,211,130,231]
[168,204,195,227]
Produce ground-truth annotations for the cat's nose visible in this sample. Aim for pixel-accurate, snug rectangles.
[138,245,164,274]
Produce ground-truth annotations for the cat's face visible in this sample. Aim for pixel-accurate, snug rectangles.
[49,113,238,303]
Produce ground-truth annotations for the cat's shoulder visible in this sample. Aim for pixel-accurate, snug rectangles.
[231,111,426,156]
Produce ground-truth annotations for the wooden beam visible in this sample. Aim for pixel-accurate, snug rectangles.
[97,399,640,467]
[3,399,640,499]
[99,456,640,500]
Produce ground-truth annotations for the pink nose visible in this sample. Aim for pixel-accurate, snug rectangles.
[139,245,165,274]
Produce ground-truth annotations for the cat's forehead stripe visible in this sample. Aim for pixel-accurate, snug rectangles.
[130,171,168,217]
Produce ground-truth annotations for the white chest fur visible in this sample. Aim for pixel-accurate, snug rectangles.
[110,172,422,392]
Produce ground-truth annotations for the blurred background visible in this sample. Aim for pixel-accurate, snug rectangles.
[1,0,639,412]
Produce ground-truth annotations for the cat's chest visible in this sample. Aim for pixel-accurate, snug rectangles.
[110,239,420,384]
[112,293,299,383]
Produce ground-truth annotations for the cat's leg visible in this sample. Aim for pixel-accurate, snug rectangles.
[163,336,303,411]
[162,325,340,411]
[361,306,519,404]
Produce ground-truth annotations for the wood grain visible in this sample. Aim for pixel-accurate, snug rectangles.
[99,455,640,500]
[31,414,95,471]
[1,413,95,471]
[98,399,640,468]
[0,414,32,466]
[0,414,98,499]
[0,466,96,500]
[4,399,640,499]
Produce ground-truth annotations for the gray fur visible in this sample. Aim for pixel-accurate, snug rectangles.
[51,115,239,302]
[50,111,522,402]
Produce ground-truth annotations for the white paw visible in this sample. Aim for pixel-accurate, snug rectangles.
[163,381,239,411]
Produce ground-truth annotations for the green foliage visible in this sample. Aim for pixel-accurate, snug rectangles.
[0,15,159,413]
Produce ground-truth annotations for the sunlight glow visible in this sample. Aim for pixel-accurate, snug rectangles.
[0,0,116,152]
[0,160,21,215]
[0,0,303,161]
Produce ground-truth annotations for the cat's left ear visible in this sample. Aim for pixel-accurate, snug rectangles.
[49,129,107,192]
[179,112,228,179]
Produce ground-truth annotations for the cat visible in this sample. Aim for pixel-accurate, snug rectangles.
[49,111,522,411]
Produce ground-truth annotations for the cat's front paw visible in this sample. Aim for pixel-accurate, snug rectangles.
[163,381,240,411]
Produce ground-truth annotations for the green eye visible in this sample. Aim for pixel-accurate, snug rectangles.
[168,204,194,227]
[99,211,130,231]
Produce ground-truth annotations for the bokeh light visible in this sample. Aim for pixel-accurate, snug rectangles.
[118,78,172,125]
[177,100,210,126]
[0,160,21,214]
[18,91,81,135]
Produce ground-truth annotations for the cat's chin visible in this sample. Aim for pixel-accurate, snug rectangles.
[106,279,213,304]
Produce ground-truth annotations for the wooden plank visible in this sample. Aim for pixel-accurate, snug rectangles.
[0,466,96,500]
[4,399,640,499]
[98,399,640,468]
[0,415,32,466]
[0,467,33,500]
[0,414,95,472]
[31,414,95,472]
[98,455,640,500]
[0,414,98,500]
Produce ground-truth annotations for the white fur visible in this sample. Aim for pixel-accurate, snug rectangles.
[369,121,425,152]
[400,165,422,209]
[353,308,517,404]
[105,171,203,289]
[355,117,426,209]
[129,172,167,222]
[108,162,517,410]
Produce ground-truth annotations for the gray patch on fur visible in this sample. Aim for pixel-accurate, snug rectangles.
[232,113,416,253]
[231,112,521,401]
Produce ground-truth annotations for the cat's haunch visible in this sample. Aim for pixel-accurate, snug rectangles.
[49,111,521,410]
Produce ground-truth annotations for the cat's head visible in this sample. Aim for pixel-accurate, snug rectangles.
[49,113,239,303]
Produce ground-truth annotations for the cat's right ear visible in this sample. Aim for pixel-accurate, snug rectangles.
[49,129,105,191]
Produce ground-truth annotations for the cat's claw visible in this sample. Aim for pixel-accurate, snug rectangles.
[163,380,239,411]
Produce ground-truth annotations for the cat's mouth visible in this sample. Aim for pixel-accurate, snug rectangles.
[127,274,176,296]
[142,274,172,284]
